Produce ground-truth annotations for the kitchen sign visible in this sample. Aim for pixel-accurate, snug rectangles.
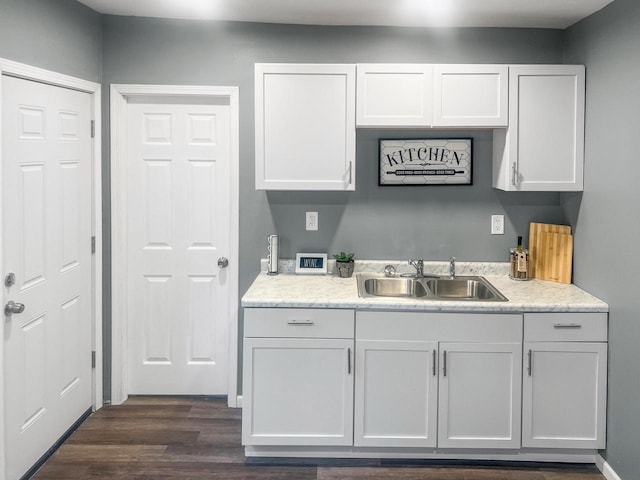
[379,138,472,186]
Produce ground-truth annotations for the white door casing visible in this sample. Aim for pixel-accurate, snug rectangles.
[0,59,102,480]
[110,85,239,406]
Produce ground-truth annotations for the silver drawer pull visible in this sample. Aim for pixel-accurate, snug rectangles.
[287,320,315,326]
[553,323,582,329]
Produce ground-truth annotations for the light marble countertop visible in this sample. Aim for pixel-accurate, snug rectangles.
[242,260,608,313]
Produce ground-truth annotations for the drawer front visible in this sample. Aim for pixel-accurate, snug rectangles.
[524,313,607,342]
[244,308,354,338]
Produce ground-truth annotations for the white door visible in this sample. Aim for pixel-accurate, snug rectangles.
[354,340,438,448]
[438,342,522,449]
[2,76,92,480]
[126,99,230,395]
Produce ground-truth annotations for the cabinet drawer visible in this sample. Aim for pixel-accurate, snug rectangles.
[244,308,354,338]
[524,313,607,342]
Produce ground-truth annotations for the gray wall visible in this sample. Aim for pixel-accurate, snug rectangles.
[101,17,569,397]
[563,0,640,478]
[103,16,564,392]
[0,0,102,82]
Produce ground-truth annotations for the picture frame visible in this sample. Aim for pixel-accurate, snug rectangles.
[379,138,473,186]
[295,253,328,274]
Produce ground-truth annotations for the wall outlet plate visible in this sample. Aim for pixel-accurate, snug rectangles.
[306,211,318,231]
[491,215,505,235]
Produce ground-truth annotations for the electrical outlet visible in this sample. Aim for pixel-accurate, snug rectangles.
[491,215,505,235]
[306,211,318,231]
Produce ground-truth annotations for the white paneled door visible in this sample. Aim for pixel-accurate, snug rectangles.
[2,76,92,480]
[126,100,230,395]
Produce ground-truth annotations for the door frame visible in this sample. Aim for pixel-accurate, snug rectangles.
[110,84,240,407]
[0,58,102,480]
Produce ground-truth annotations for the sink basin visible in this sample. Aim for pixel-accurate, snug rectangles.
[361,277,429,298]
[357,274,507,302]
[423,277,507,301]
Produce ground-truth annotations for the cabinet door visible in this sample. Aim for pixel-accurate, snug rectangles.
[356,64,433,127]
[493,65,585,191]
[433,65,508,127]
[523,342,607,449]
[354,340,438,447]
[438,342,522,449]
[242,337,354,446]
[255,64,356,190]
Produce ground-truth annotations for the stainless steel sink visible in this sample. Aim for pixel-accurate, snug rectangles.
[357,274,507,302]
[423,277,507,301]
[361,277,429,298]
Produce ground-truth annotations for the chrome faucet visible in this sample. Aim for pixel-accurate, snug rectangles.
[449,256,456,279]
[408,259,424,278]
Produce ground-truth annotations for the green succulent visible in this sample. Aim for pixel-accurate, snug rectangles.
[333,251,354,263]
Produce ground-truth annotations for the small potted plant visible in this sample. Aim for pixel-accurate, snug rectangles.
[333,251,355,278]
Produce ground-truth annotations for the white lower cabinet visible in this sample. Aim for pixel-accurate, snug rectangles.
[242,308,354,446]
[522,313,608,449]
[243,308,608,457]
[437,342,522,448]
[354,311,522,449]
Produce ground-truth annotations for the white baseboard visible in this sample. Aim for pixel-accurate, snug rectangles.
[236,395,243,408]
[597,454,623,480]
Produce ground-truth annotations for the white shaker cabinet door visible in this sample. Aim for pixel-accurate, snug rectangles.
[255,64,355,190]
[493,65,585,191]
[433,64,508,127]
[356,64,433,127]
[354,340,438,448]
[522,342,607,449]
[438,342,522,449]
[242,337,354,446]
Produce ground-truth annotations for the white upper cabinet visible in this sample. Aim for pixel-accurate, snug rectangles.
[493,65,585,191]
[433,64,508,127]
[255,64,356,190]
[356,64,434,127]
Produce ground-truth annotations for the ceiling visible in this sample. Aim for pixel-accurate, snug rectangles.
[76,0,614,29]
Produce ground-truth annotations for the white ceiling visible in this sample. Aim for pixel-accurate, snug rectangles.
[76,0,614,29]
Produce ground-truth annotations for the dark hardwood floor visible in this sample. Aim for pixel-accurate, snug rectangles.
[32,397,605,479]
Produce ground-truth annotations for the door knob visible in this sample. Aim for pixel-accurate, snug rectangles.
[4,301,25,317]
[217,257,229,268]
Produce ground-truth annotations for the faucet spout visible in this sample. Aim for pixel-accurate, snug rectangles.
[449,256,456,279]
[408,259,424,278]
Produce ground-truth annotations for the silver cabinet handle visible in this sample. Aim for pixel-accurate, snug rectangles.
[527,349,532,376]
[347,347,352,375]
[346,161,353,186]
[443,350,447,377]
[553,323,582,329]
[511,162,518,186]
[4,301,25,317]
[432,350,437,377]
[286,320,314,326]
[217,257,229,268]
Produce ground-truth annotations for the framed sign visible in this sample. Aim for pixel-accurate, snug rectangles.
[295,253,328,274]
[379,138,472,186]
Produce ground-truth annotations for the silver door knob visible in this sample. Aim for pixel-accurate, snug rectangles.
[5,301,25,317]
[217,257,229,268]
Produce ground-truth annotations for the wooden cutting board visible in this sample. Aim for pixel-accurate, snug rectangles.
[536,232,573,283]
[528,222,571,278]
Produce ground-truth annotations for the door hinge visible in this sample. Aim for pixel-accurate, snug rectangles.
[91,351,96,369]
[91,236,96,254]
[90,120,95,138]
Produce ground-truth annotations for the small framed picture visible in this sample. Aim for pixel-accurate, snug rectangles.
[379,138,473,186]
[295,253,328,275]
